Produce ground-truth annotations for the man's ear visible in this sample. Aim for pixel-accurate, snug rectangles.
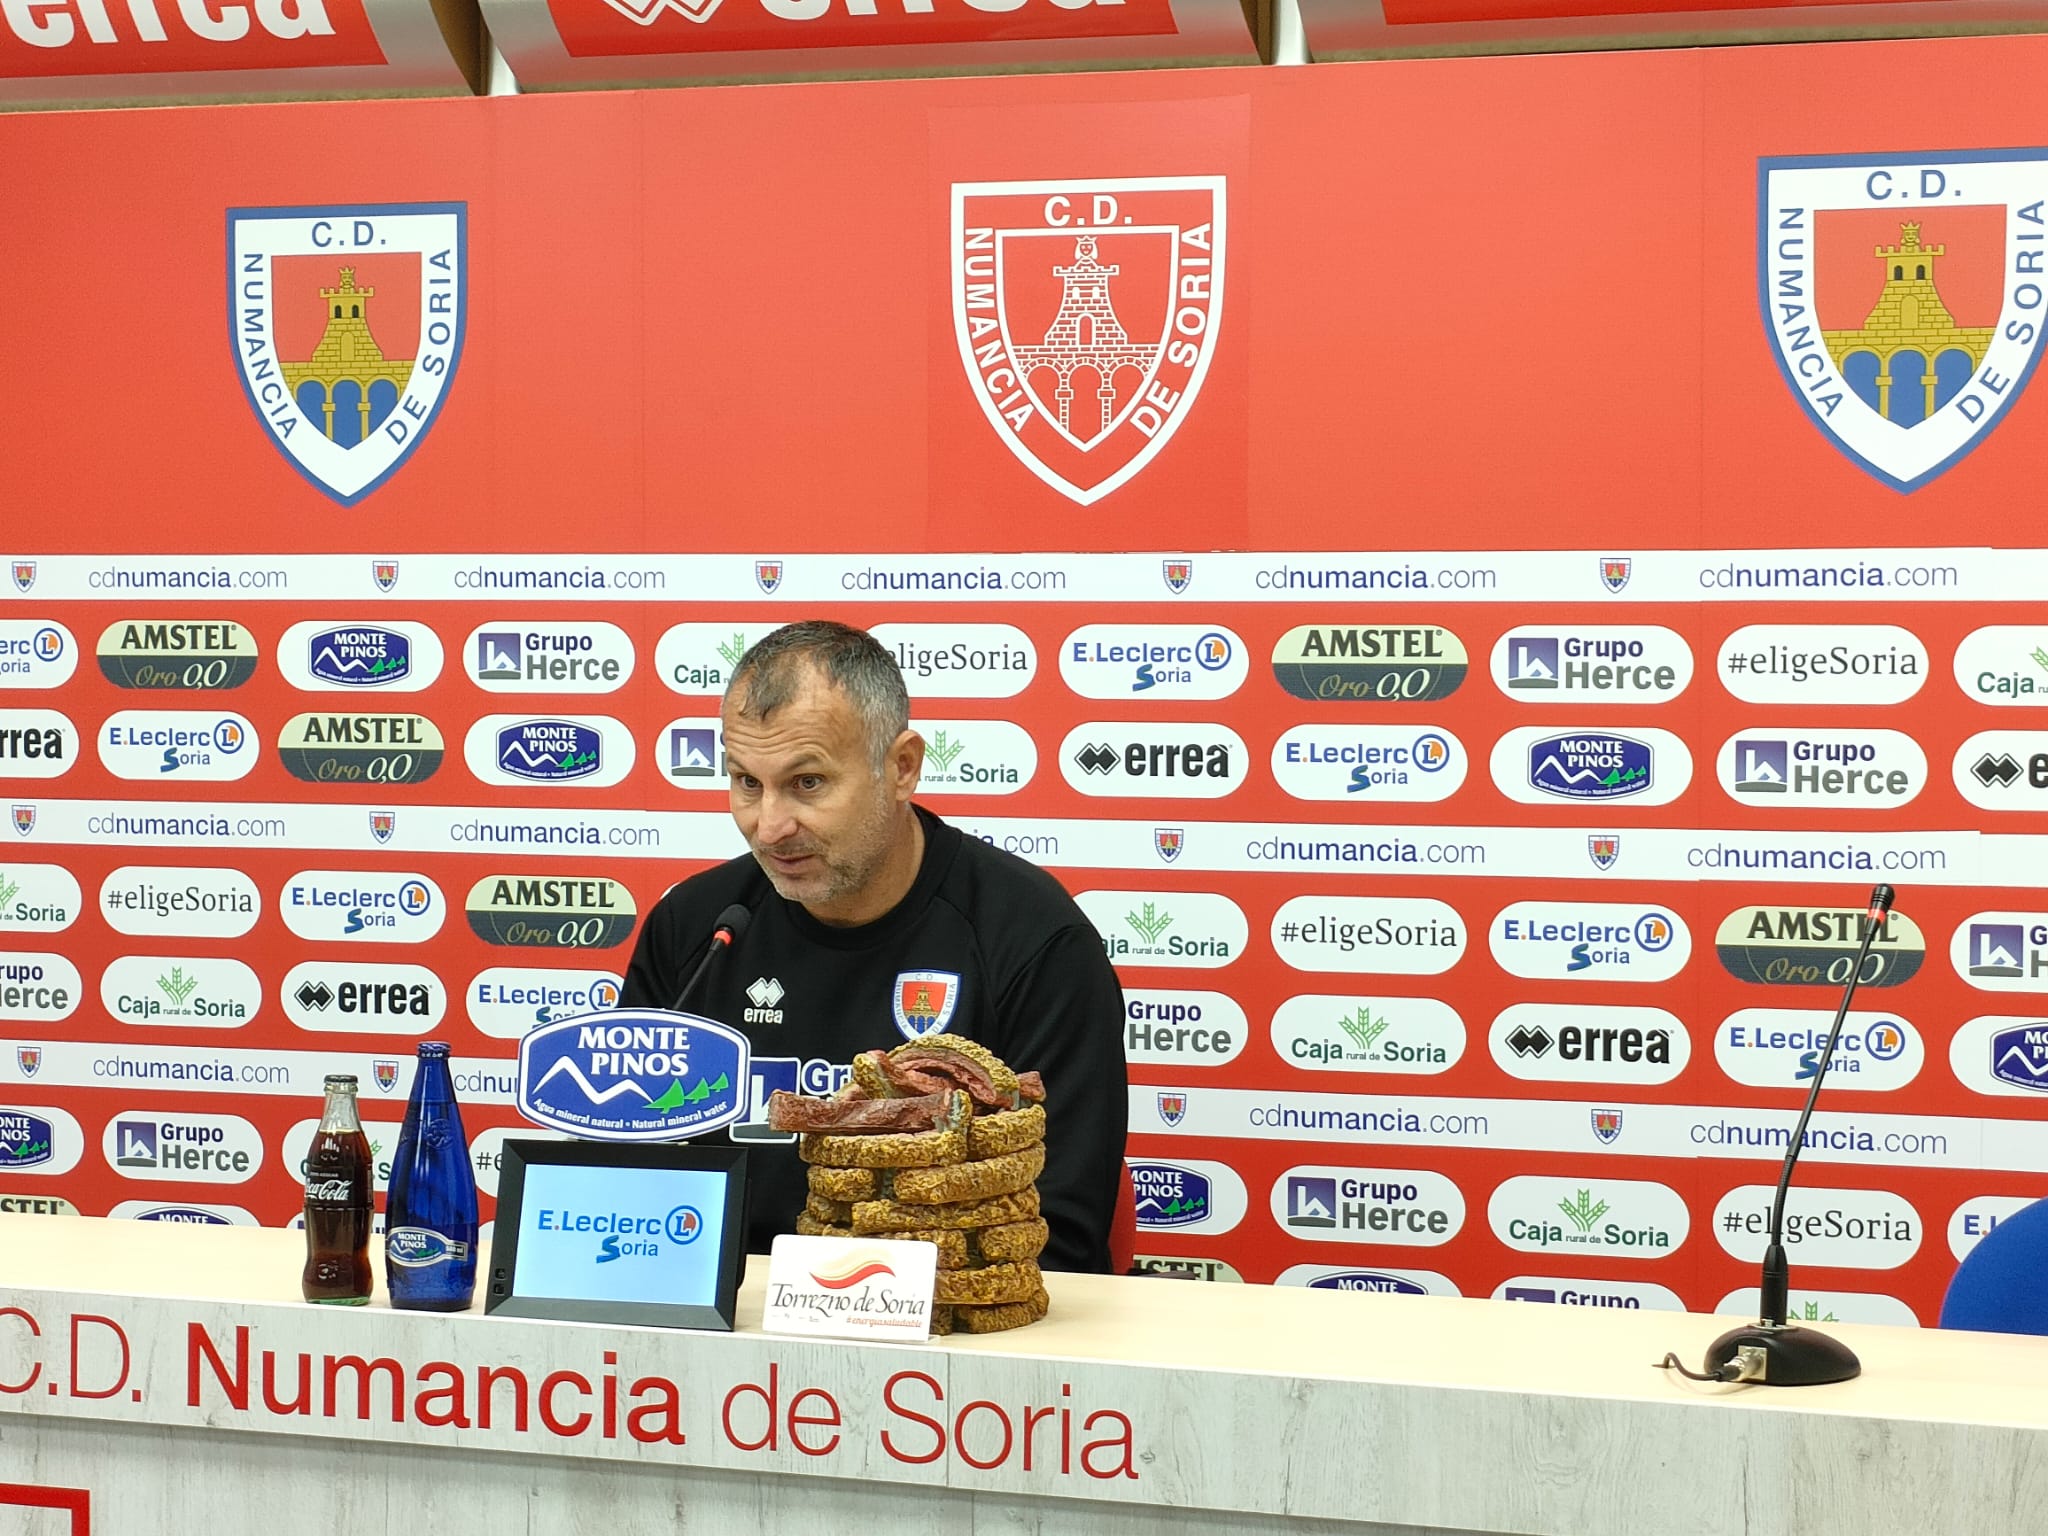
[890,728,925,803]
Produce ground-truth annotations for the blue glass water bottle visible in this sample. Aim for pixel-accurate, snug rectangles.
[384,1041,479,1311]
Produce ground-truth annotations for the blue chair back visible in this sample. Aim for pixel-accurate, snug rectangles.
[1940,1196,2048,1334]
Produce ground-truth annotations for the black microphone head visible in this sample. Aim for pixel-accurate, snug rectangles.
[712,902,751,944]
[1870,883,1897,915]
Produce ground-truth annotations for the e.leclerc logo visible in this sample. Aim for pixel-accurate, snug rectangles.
[1715,728,1925,808]
[1058,624,1247,700]
[516,1007,749,1142]
[0,621,77,689]
[281,870,442,943]
[1718,1008,1922,1091]
[96,619,258,691]
[1273,1166,1464,1245]
[279,621,443,692]
[1489,626,1692,702]
[465,715,636,788]
[466,966,622,1040]
[1489,902,1690,983]
[1269,725,1465,803]
[1716,905,1925,987]
[1491,726,1691,807]
[465,874,638,949]
[98,711,257,781]
[1270,624,1467,703]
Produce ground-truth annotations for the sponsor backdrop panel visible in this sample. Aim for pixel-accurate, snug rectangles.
[13,37,2048,1324]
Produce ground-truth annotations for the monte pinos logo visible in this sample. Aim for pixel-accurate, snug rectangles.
[228,203,467,506]
[1760,150,2048,491]
[952,178,1225,505]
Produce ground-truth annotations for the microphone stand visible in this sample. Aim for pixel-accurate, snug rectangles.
[1696,886,1894,1386]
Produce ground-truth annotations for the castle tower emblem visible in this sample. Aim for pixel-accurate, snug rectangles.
[228,203,468,506]
[1759,151,2048,492]
[952,177,1226,505]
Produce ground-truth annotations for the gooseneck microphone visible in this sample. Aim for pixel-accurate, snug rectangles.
[669,903,751,1013]
[1666,883,1896,1387]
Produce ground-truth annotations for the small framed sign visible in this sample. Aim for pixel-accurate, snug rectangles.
[485,1139,747,1331]
[761,1234,939,1342]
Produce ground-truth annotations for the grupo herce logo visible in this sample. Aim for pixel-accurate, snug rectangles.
[1489,626,1692,702]
[952,178,1224,506]
[464,621,634,694]
[1491,727,1691,807]
[278,711,444,786]
[516,1007,750,1142]
[1269,994,1464,1075]
[1718,1008,1922,1092]
[1270,624,1467,704]
[1128,1156,1245,1235]
[1268,724,1465,803]
[101,956,261,1029]
[280,621,443,692]
[1759,152,2048,491]
[105,1110,263,1183]
[1076,890,1247,969]
[98,710,257,782]
[466,966,622,1040]
[1057,624,1247,701]
[1716,905,1926,988]
[1123,989,1250,1068]
[465,874,638,950]
[96,619,258,692]
[1953,626,2048,704]
[1494,1277,1685,1312]
[0,621,76,690]
[909,719,1037,796]
[1952,912,2048,992]
[280,869,442,944]
[1273,1166,1465,1246]
[465,715,636,789]
[1489,1175,1688,1259]
[228,203,466,506]
[1716,728,1925,808]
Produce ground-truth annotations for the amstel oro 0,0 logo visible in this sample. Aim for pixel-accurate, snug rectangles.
[466,874,638,950]
[277,712,444,785]
[1270,625,1467,704]
[96,620,258,691]
[1715,905,1926,988]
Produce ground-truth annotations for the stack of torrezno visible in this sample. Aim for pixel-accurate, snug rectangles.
[766,1035,1050,1334]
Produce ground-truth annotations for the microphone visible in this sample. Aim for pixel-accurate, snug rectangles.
[1671,883,1895,1387]
[668,903,751,1013]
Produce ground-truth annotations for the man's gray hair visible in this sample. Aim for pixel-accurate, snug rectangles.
[724,620,910,769]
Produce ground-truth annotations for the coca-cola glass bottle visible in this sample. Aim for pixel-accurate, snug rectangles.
[302,1074,374,1305]
[383,1042,478,1311]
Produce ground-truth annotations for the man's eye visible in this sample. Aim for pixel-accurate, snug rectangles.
[797,775,824,793]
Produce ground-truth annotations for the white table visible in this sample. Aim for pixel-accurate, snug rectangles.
[3,1215,2045,1535]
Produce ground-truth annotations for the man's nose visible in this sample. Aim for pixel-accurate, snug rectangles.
[752,788,799,846]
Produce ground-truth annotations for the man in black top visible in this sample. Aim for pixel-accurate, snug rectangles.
[620,620,1128,1272]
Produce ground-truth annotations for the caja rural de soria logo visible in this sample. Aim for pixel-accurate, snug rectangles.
[1760,149,2048,490]
[228,203,467,506]
[952,178,1224,505]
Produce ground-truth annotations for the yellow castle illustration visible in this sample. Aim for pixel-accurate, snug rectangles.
[1823,223,1993,424]
[282,268,414,442]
